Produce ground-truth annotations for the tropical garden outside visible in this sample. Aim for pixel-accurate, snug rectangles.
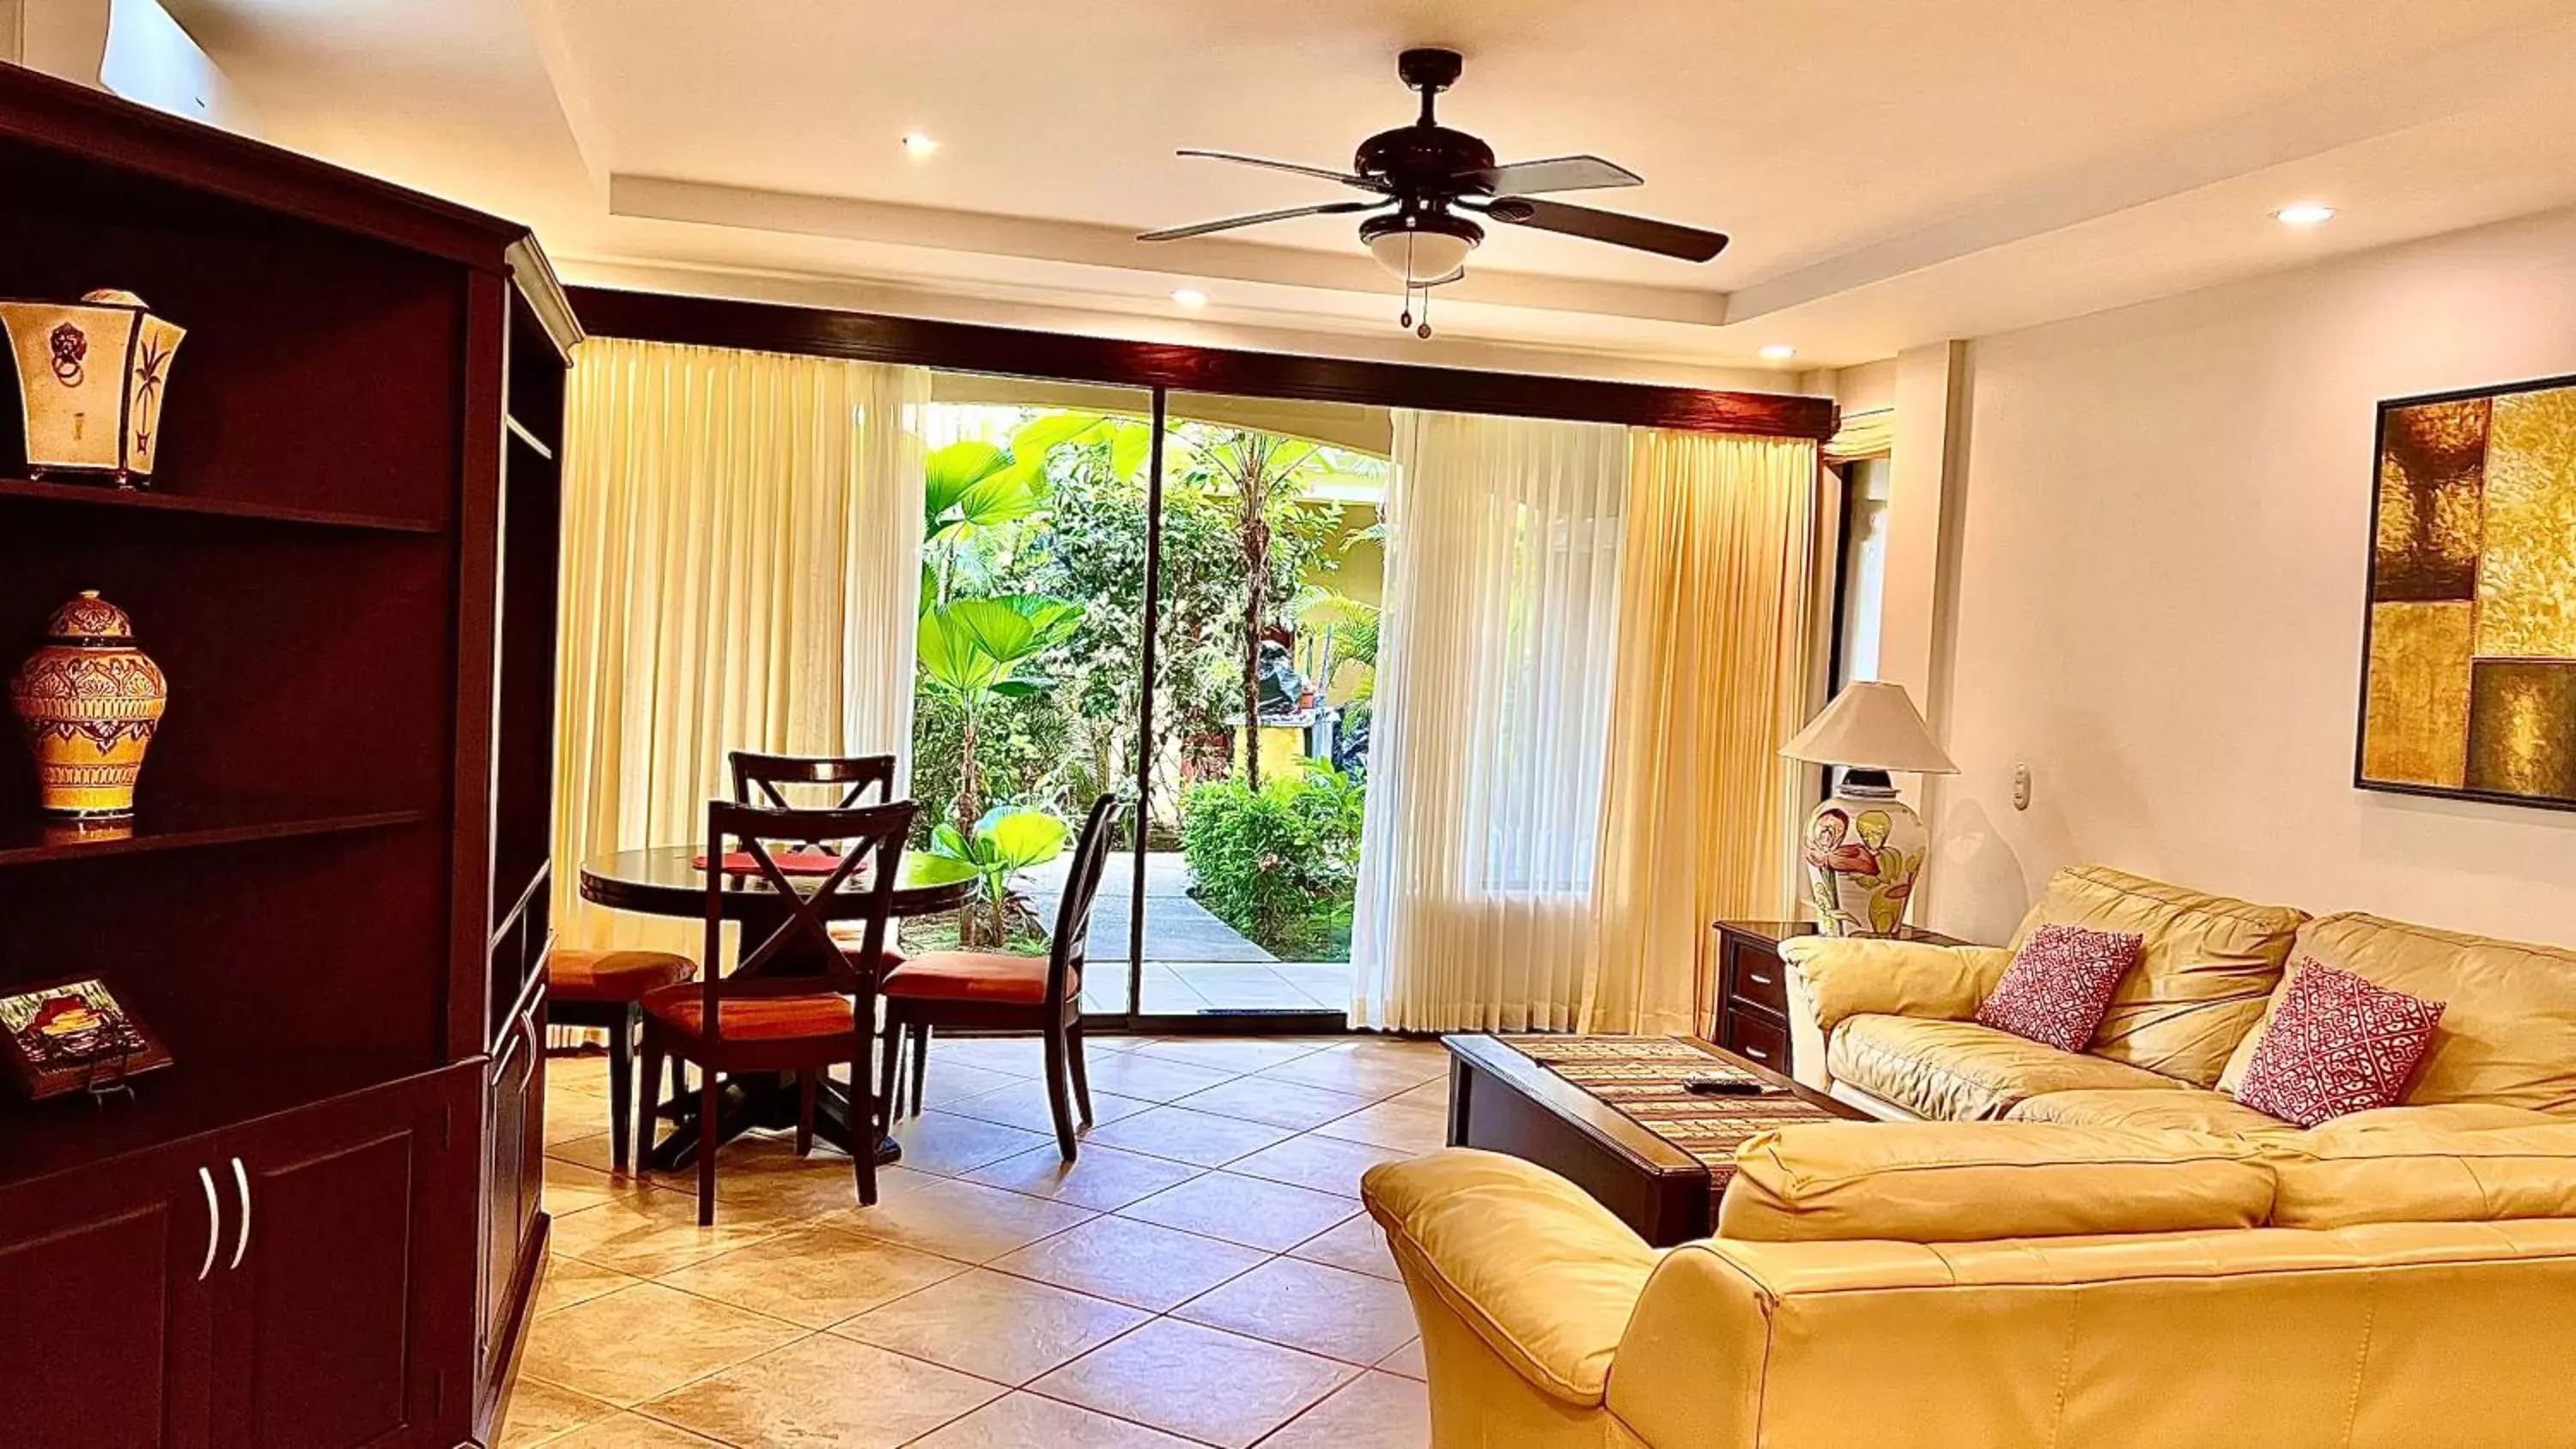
[902,388,1388,1016]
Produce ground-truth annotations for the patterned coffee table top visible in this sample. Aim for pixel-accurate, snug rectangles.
[1502,1035,1844,1191]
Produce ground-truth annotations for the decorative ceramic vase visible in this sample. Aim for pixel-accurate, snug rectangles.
[0,290,185,486]
[9,592,168,818]
[1800,771,1929,937]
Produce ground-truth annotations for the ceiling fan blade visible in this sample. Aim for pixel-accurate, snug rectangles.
[1176,149,1390,192]
[1479,197,1728,262]
[1454,155,1642,196]
[1137,199,1383,242]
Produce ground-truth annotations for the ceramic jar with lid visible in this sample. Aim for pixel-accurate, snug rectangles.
[9,591,169,817]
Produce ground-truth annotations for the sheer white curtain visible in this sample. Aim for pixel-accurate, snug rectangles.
[552,338,931,955]
[1351,411,1631,1031]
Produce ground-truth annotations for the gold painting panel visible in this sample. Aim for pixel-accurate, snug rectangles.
[2475,387,2576,658]
[2465,660,2576,803]
[2361,601,2472,789]
[2372,398,2487,603]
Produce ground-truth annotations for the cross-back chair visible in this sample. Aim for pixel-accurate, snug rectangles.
[639,797,915,1224]
[880,794,1121,1161]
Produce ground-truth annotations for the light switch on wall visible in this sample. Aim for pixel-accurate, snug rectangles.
[2013,763,2032,811]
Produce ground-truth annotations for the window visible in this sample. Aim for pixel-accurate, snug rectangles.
[1831,457,1892,691]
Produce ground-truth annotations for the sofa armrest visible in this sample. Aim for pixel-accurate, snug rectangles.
[1361,1149,1661,1407]
[1778,937,2012,1093]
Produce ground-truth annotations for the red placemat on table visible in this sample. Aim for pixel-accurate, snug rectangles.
[691,850,855,877]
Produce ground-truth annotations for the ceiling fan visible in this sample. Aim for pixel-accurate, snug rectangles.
[1139,47,1728,336]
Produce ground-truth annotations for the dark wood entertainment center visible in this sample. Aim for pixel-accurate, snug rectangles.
[0,66,575,1449]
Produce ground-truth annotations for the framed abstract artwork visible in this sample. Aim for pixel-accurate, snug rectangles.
[2358,373,2576,809]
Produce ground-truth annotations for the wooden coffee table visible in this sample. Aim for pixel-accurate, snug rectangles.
[1442,1034,1868,1246]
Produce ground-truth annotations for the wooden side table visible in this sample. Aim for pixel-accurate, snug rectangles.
[1710,919,1966,1076]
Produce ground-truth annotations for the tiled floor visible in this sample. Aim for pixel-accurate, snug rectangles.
[509,1032,1447,1448]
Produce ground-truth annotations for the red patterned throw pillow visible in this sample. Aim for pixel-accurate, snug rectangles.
[1976,924,2141,1053]
[2235,961,2446,1128]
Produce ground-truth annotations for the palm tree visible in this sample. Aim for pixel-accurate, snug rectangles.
[1181,430,1323,787]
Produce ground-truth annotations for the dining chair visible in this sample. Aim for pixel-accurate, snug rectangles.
[728,749,896,811]
[638,797,915,1224]
[546,946,696,1171]
[879,794,1120,1162]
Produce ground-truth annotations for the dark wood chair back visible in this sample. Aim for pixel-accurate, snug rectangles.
[1045,795,1125,1008]
[697,798,915,1038]
[727,750,898,810]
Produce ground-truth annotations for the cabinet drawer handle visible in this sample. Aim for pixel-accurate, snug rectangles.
[228,1156,252,1271]
[196,1166,221,1282]
[1743,1044,1771,1061]
[1747,972,1775,988]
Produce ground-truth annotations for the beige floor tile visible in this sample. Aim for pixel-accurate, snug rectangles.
[1174,1258,1421,1365]
[914,1059,1029,1106]
[645,1137,891,1223]
[545,1413,728,1447]
[546,1107,614,1146]
[1220,1134,1412,1198]
[917,1035,1051,1077]
[1251,1051,1443,1100]
[548,1191,784,1277]
[1170,1078,1382,1131]
[541,1158,665,1218]
[1309,1101,1448,1153]
[1286,1216,1402,1282]
[1388,1080,1449,1112]
[1131,1038,1331,1074]
[546,1132,623,1172]
[907,1391,1200,1448]
[497,1377,616,1447]
[888,1110,1058,1176]
[642,1335,1004,1449]
[1033,1319,1356,1449]
[944,1078,1159,1134]
[1254,1370,1430,1449]
[989,1214,1268,1311]
[1072,1052,1241,1103]
[963,1143,1206,1210]
[535,1256,641,1318]
[1117,1172,1358,1252]
[827,1167,1097,1263]
[1084,1105,1298,1167]
[835,1268,1150,1385]
[1374,1338,1425,1380]
[519,1282,805,1407]
[656,1228,971,1329]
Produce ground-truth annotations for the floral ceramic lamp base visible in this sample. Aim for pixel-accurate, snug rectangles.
[1801,774,1927,937]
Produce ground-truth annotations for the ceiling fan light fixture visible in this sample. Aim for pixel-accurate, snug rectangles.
[1362,213,1478,287]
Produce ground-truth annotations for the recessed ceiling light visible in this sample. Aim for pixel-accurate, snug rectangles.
[1170,288,1209,308]
[900,132,940,157]
[1759,343,1797,361]
[2274,203,2336,227]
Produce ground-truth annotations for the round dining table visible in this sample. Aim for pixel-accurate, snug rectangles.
[578,844,981,1172]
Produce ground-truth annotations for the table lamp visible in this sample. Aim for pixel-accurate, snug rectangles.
[1780,682,1959,936]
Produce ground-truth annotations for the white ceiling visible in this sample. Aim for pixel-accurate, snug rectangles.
[161,0,2576,382]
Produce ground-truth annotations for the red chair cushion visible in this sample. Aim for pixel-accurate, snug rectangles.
[882,951,1068,1005]
[641,982,856,1040]
[549,948,696,1003]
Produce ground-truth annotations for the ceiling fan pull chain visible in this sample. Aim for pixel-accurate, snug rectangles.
[1418,285,1434,339]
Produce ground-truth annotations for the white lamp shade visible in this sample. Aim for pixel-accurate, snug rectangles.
[1781,682,1958,773]
[1368,227,1471,287]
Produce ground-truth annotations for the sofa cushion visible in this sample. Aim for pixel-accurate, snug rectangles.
[1719,1122,2275,1243]
[1977,925,2139,1052]
[2269,1120,2576,1228]
[2221,913,2576,1116]
[2006,864,2306,1088]
[2233,961,2447,1127]
[2007,1087,2300,1139]
[1826,1014,2192,1122]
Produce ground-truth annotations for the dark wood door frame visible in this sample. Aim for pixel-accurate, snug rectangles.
[566,287,1838,440]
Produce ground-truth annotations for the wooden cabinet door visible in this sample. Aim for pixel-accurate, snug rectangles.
[481,983,544,1382]
[0,1144,217,1449]
[209,1065,479,1449]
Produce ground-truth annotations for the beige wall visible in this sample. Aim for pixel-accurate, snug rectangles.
[1921,203,2576,947]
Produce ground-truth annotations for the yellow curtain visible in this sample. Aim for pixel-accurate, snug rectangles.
[1583,430,1821,1035]
[1822,406,1893,464]
[551,337,931,955]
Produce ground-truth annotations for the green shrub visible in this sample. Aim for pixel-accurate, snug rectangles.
[1180,766,1365,960]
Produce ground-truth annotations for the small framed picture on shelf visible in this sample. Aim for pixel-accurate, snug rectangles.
[0,975,172,1101]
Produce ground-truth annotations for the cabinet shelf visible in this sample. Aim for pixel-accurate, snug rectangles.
[0,476,443,535]
[0,802,430,868]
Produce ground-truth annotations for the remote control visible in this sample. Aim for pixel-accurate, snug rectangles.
[1681,1076,1769,1096]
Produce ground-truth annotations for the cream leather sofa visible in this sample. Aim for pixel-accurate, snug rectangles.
[1361,865,2576,1447]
